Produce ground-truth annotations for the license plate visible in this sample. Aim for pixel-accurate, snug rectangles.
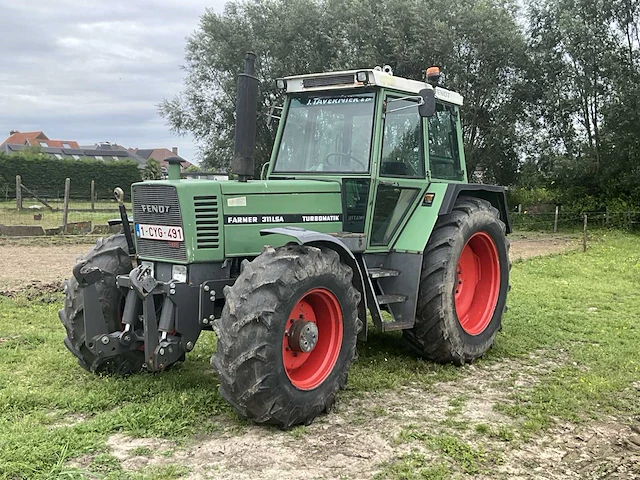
[135,224,184,241]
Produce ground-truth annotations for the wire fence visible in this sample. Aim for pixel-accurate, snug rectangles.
[511,210,640,233]
[0,188,126,235]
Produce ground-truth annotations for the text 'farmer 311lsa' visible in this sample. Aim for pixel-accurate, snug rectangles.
[60,55,511,428]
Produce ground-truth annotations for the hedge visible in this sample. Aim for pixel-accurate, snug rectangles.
[0,153,141,200]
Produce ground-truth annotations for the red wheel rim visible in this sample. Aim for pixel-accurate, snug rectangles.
[282,288,343,390]
[455,232,501,336]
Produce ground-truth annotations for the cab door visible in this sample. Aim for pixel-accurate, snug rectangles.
[367,92,428,250]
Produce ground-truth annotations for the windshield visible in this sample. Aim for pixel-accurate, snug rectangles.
[273,92,376,173]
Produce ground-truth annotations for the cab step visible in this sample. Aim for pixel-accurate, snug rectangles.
[376,294,407,305]
[382,321,414,332]
[367,267,400,279]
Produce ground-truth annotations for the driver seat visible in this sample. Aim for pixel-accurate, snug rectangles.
[380,161,408,176]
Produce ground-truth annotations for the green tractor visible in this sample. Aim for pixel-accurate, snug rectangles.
[60,55,510,428]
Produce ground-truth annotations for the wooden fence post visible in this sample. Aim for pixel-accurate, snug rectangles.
[553,205,559,233]
[62,178,71,233]
[91,180,95,211]
[15,175,22,210]
[583,214,588,253]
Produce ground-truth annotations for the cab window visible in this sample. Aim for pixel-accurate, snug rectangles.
[428,103,464,180]
[379,97,425,178]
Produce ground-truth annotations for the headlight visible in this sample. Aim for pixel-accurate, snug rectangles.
[171,265,187,283]
[356,71,369,83]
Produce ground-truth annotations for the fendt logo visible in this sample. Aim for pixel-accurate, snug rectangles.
[141,204,171,214]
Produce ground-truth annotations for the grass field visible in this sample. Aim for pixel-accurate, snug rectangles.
[0,232,638,478]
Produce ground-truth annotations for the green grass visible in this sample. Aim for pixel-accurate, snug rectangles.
[374,452,451,480]
[491,231,640,432]
[0,232,639,478]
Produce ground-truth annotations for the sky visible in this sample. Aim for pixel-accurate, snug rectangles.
[0,0,228,164]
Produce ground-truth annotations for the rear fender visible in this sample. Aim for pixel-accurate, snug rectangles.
[260,227,369,341]
[439,184,512,233]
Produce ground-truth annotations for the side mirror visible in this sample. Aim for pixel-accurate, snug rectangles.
[418,88,436,118]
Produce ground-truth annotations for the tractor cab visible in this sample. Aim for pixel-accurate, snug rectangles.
[268,66,467,246]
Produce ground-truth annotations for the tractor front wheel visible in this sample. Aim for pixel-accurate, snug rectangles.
[211,244,362,429]
[59,234,144,375]
[403,196,510,365]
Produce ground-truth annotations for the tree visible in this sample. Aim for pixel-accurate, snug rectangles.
[160,0,528,185]
[142,159,162,180]
[525,0,640,208]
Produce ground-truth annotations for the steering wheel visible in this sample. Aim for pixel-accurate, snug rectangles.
[323,152,367,171]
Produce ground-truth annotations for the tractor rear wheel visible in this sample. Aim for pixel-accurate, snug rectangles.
[403,196,510,365]
[59,234,144,375]
[212,244,362,429]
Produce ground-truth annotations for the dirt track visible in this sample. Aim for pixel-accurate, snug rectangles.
[75,355,640,479]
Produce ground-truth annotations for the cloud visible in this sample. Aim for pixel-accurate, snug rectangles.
[0,0,228,162]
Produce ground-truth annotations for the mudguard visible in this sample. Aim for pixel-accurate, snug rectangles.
[439,183,512,233]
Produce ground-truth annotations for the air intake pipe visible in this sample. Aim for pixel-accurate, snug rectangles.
[232,53,259,182]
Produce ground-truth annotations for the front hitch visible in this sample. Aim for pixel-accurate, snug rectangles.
[76,260,214,372]
[114,266,212,371]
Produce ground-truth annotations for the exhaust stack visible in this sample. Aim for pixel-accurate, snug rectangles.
[232,53,259,182]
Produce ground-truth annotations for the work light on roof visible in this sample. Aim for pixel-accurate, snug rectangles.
[356,71,369,83]
[276,79,286,90]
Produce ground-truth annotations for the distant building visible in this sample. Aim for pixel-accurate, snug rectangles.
[1,132,196,177]
[1,135,146,166]
[1,130,80,149]
[129,147,193,173]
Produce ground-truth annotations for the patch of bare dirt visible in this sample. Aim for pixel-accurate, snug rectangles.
[0,243,93,290]
[509,234,580,261]
[495,421,640,479]
[100,351,632,480]
[63,349,639,479]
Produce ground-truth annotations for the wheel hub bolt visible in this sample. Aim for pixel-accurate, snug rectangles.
[101,335,109,345]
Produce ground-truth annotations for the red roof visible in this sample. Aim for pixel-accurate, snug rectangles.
[1,131,79,149]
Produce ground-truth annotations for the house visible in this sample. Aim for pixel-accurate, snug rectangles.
[1,136,146,166]
[1,131,193,173]
[129,147,193,171]
[1,130,80,149]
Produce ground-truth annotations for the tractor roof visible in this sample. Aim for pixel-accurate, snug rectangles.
[280,68,464,106]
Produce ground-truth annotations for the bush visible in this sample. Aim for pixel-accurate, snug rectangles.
[507,187,557,210]
[0,153,141,200]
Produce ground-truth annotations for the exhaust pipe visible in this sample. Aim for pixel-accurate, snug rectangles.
[232,53,259,182]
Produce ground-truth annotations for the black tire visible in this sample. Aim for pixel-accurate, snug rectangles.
[403,196,510,365]
[211,244,362,429]
[59,234,144,375]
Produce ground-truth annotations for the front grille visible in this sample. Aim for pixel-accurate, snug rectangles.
[303,74,355,88]
[194,195,220,249]
[132,184,186,261]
